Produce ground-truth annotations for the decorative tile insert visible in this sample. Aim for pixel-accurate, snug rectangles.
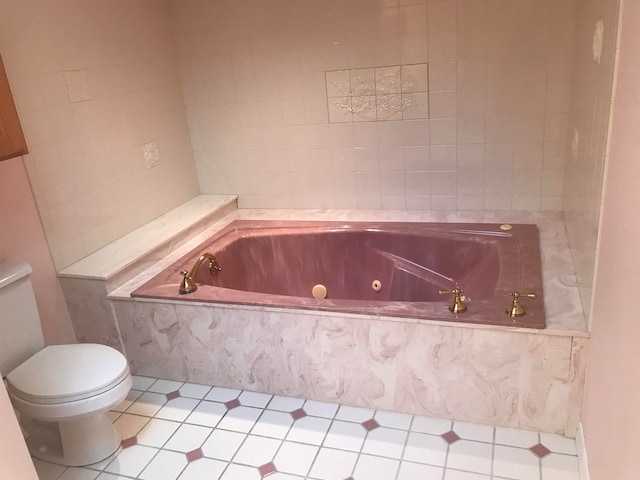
[186,448,204,462]
[166,390,181,401]
[362,419,380,431]
[291,408,307,420]
[121,436,138,449]
[225,398,241,410]
[326,64,429,122]
[258,462,277,477]
[531,443,552,458]
[442,430,461,444]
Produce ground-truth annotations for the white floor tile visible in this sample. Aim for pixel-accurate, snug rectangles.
[397,461,444,479]
[541,453,580,480]
[112,389,143,413]
[96,473,134,480]
[85,450,120,471]
[155,397,200,422]
[308,448,358,480]
[412,415,453,435]
[126,392,166,417]
[217,406,262,433]
[453,422,495,443]
[219,463,261,480]
[251,409,293,439]
[539,433,578,455]
[113,413,150,439]
[179,382,212,399]
[205,387,241,403]
[303,400,339,418]
[139,449,187,480]
[403,431,448,466]
[178,458,227,480]
[268,474,305,480]
[148,379,184,394]
[267,395,305,412]
[286,415,331,445]
[493,445,541,480]
[104,445,158,477]
[374,410,412,430]
[131,376,156,391]
[446,440,493,475]
[201,429,246,461]
[56,467,100,480]
[108,411,121,423]
[353,454,400,478]
[273,441,319,476]
[185,400,227,427]
[136,418,181,448]
[362,426,408,458]
[34,460,66,480]
[232,435,281,466]
[323,420,367,451]
[334,404,375,423]
[495,427,539,448]
[445,469,491,479]
[239,390,272,408]
[164,424,212,452]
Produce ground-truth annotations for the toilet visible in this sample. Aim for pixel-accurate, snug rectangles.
[0,261,132,466]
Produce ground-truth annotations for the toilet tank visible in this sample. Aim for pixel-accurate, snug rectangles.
[0,261,45,376]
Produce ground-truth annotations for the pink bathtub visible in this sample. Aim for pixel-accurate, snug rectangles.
[132,220,545,329]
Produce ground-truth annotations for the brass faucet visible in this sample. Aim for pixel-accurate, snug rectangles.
[438,288,467,313]
[506,291,537,317]
[178,252,221,294]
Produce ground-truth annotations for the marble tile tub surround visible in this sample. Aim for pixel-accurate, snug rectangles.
[58,195,237,352]
[97,206,585,436]
[34,375,581,480]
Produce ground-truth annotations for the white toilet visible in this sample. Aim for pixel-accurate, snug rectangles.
[0,261,132,466]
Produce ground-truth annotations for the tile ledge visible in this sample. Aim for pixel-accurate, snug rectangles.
[58,195,237,282]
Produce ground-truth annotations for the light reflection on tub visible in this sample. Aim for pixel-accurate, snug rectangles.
[132,220,545,329]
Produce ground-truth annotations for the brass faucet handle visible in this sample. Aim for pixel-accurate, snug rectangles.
[506,291,537,317]
[178,270,197,295]
[438,288,467,314]
[207,258,222,274]
[509,291,537,299]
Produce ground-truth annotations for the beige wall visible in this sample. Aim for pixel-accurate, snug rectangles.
[563,0,620,325]
[0,0,200,270]
[582,1,640,477]
[171,0,575,211]
[0,157,75,345]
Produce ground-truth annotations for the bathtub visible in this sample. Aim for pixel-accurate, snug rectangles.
[132,220,545,329]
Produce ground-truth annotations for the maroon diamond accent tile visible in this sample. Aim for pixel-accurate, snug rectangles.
[362,418,380,431]
[186,448,204,462]
[442,430,461,444]
[121,436,138,449]
[166,390,181,401]
[531,443,552,458]
[225,398,241,410]
[291,408,307,420]
[258,462,277,477]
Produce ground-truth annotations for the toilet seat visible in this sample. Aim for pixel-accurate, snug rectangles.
[6,344,129,404]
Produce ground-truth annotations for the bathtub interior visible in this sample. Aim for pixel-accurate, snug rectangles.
[196,228,501,302]
[132,220,544,328]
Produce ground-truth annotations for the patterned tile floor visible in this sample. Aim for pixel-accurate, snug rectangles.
[33,376,580,480]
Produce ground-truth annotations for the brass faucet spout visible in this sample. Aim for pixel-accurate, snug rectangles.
[178,252,221,295]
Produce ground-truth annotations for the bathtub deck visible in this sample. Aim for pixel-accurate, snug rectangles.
[32,375,580,480]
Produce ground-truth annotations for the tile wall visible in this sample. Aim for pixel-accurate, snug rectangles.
[0,0,200,270]
[171,0,576,211]
[562,0,620,324]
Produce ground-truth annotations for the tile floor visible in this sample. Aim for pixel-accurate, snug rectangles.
[33,376,580,480]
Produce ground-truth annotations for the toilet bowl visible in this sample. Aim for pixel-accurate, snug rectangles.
[0,262,132,466]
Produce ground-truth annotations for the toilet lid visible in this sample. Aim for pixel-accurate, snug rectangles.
[6,344,130,404]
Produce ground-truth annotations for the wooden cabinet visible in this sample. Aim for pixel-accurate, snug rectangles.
[0,54,27,161]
